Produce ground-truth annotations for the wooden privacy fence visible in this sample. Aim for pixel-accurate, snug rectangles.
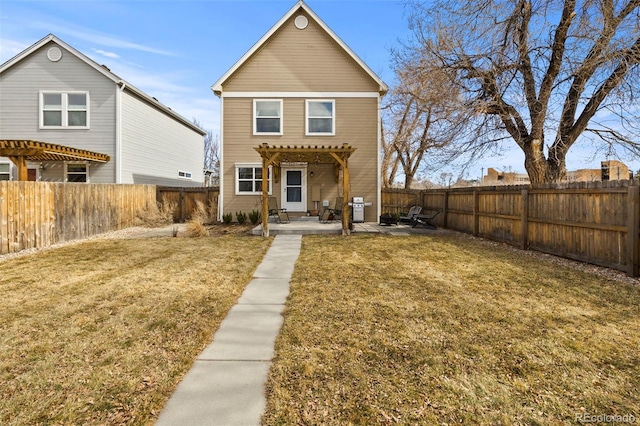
[382,181,640,277]
[156,186,219,222]
[0,182,157,254]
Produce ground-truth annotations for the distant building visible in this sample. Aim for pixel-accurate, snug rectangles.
[482,160,631,185]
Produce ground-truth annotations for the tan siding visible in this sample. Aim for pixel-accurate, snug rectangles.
[222,96,379,222]
[223,12,379,93]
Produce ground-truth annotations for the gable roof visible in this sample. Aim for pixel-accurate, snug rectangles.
[0,34,206,135]
[211,0,388,96]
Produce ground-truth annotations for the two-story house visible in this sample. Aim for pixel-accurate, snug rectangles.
[212,1,388,233]
[0,34,205,186]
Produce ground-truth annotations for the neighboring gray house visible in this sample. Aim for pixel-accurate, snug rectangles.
[0,34,205,185]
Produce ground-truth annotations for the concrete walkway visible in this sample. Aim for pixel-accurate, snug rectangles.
[156,234,302,426]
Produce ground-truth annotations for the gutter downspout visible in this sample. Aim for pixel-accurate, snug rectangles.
[213,88,224,222]
[116,81,126,184]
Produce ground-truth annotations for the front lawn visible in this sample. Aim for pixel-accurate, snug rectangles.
[264,234,640,425]
[0,236,271,425]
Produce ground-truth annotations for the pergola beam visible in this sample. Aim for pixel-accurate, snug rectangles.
[0,140,110,182]
[254,143,356,236]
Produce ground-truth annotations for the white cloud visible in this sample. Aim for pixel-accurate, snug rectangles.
[92,49,120,59]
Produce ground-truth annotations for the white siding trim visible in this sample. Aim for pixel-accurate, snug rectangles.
[377,94,382,220]
[222,92,380,98]
[218,97,224,221]
[115,82,125,183]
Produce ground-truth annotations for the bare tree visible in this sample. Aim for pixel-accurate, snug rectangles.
[194,119,220,186]
[407,0,640,183]
[204,131,220,186]
[381,58,468,188]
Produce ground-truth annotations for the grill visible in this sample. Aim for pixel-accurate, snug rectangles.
[350,196,371,223]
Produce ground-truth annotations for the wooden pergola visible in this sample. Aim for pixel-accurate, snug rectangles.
[254,143,356,237]
[0,140,111,181]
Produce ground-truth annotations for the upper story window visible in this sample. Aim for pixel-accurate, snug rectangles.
[40,91,89,128]
[306,100,335,135]
[254,99,282,135]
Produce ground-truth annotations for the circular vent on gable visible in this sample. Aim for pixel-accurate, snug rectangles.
[294,15,308,30]
[47,47,63,62]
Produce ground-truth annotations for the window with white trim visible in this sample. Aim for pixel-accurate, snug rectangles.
[306,99,335,135]
[235,164,271,195]
[178,170,193,180]
[40,91,89,128]
[0,163,11,181]
[253,99,282,135]
[65,163,88,182]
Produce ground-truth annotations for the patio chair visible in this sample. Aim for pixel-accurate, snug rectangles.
[268,196,289,224]
[320,196,343,223]
[411,209,441,230]
[398,205,422,223]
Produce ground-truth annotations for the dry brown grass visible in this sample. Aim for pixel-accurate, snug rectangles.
[135,201,176,227]
[0,235,271,425]
[264,233,640,425]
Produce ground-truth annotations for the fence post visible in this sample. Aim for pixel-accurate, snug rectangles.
[520,188,529,250]
[627,183,639,277]
[443,190,449,229]
[473,190,479,237]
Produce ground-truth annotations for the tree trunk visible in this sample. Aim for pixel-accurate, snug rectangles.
[523,141,567,184]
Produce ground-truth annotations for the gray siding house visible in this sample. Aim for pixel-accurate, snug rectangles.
[0,34,205,185]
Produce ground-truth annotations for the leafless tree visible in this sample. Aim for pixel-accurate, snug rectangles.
[194,119,220,186]
[407,0,640,183]
[381,58,468,188]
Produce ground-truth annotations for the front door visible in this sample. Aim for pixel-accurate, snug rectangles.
[281,168,306,212]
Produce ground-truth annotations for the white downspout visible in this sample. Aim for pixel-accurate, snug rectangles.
[115,81,126,183]
[215,91,224,222]
[376,93,382,221]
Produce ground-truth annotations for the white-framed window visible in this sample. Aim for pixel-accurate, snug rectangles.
[235,163,272,195]
[40,91,89,128]
[306,99,335,135]
[253,99,282,135]
[65,162,88,183]
[0,163,11,181]
[178,170,193,180]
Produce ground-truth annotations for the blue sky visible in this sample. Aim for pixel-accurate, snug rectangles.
[1,0,637,180]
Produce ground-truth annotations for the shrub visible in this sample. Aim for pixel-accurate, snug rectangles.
[190,201,208,223]
[222,213,233,224]
[184,217,208,237]
[135,201,176,227]
[249,209,261,225]
[236,211,247,225]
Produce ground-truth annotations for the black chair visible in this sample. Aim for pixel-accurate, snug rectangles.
[399,206,422,223]
[411,210,441,229]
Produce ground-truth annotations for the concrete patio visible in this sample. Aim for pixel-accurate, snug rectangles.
[251,216,437,236]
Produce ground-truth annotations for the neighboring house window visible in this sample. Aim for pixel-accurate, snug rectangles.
[40,91,89,128]
[235,164,271,195]
[254,99,282,135]
[178,170,193,180]
[0,163,10,181]
[65,163,88,182]
[306,100,335,135]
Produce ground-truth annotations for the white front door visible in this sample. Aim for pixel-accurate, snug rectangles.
[281,168,306,212]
